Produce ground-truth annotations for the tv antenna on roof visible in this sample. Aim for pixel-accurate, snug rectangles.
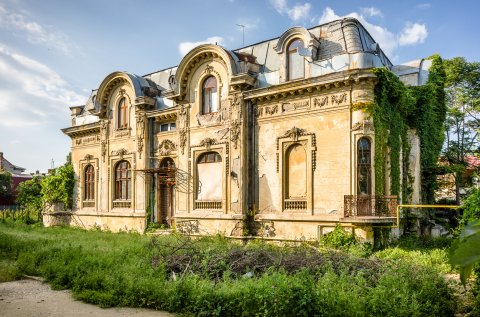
[236,24,246,46]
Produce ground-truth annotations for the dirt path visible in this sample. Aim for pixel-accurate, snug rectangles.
[0,279,174,317]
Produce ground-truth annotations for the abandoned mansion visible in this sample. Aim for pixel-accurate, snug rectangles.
[47,18,436,241]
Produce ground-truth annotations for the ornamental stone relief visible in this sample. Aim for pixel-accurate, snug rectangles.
[255,91,350,119]
[157,139,177,156]
[100,120,108,162]
[230,120,240,149]
[199,137,217,149]
[282,100,309,113]
[179,128,187,155]
[136,112,146,158]
[111,148,129,159]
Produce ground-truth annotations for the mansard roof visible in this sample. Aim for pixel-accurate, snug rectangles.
[143,18,392,91]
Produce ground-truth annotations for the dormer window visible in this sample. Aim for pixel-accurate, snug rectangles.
[287,39,305,80]
[117,97,128,129]
[202,76,218,114]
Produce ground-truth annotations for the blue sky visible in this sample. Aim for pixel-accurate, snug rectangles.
[0,0,479,172]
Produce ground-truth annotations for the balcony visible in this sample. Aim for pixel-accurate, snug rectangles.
[343,195,398,224]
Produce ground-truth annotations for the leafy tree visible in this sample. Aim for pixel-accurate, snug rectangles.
[0,171,13,204]
[443,57,480,204]
[16,176,43,215]
[41,158,75,210]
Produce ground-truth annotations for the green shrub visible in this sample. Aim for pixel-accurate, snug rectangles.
[320,225,358,249]
[0,223,457,316]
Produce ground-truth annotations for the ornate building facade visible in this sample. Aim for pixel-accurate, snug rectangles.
[49,18,427,240]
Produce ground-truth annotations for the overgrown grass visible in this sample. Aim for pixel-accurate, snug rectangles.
[374,235,454,274]
[0,223,457,316]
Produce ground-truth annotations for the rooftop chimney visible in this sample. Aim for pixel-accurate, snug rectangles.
[0,152,3,171]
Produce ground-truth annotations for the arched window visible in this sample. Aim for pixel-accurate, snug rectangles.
[287,39,305,80]
[115,160,131,200]
[202,76,218,114]
[117,97,128,129]
[357,138,372,195]
[197,151,222,163]
[84,164,95,201]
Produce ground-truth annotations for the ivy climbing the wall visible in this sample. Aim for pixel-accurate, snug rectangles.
[370,55,446,203]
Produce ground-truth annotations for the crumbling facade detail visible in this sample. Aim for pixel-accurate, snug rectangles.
[57,18,425,241]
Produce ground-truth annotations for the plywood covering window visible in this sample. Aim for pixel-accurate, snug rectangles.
[287,39,305,80]
[202,76,218,114]
[196,151,222,202]
[115,160,131,200]
[84,164,95,201]
[286,144,307,198]
[357,137,372,195]
[117,97,128,129]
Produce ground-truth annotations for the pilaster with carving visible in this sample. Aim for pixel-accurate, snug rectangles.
[178,104,190,155]
[136,112,146,158]
[100,119,109,162]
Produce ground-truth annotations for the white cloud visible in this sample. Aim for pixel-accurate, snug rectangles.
[319,7,340,24]
[361,7,383,18]
[398,23,428,46]
[288,3,311,21]
[270,0,311,22]
[0,44,86,127]
[318,7,428,57]
[416,3,431,9]
[178,36,224,57]
[0,4,75,54]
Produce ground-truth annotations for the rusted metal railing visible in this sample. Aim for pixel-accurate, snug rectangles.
[344,195,398,217]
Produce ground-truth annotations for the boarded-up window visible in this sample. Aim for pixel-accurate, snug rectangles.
[286,144,307,198]
[197,151,222,200]
[288,39,305,80]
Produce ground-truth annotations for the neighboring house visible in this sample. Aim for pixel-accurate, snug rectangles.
[51,18,431,241]
[0,152,32,206]
[436,155,480,202]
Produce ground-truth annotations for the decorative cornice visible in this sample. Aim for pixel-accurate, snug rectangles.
[243,69,377,103]
[146,107,178,122]
[62,122,100,138]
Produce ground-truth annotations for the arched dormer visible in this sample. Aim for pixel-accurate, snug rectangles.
[275,27,319,83]
[95,71,159,118]
[173,44,240,102]
[275,27,319,55]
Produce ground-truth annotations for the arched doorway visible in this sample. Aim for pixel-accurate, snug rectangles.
[158,158,175,226]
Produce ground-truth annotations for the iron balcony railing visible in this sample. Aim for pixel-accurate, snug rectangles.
[344,195,398,217]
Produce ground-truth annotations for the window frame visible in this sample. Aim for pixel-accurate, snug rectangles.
[197,151,222,164]
[159,122,176,132]
[83,164,95,201]
[201,76,218,114]
[117,97,128,130]
[356,137,372,195]
[115,160,131,200]
[287,39,305,81]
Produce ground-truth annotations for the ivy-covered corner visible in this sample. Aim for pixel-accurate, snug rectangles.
[370,55,446,204]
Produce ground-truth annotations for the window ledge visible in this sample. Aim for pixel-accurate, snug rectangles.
[113,200,131,208]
